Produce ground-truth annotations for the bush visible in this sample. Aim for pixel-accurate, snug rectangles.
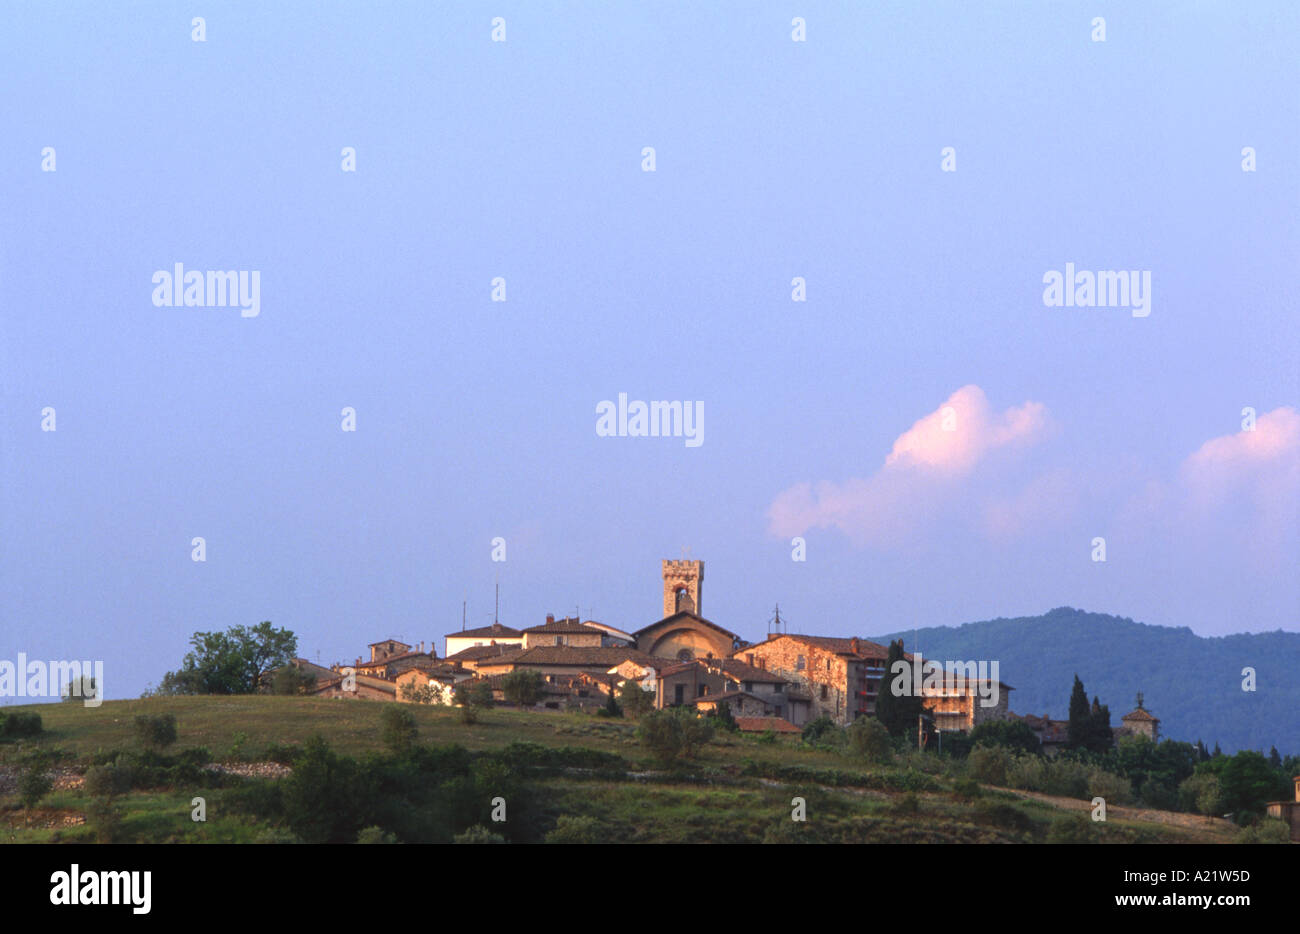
[1007,753,1045,791]
[85,798,123,843]
[356,825,398,844]
[708,701,737,732]
[596,692,623,719]
[1046,812,1095,844]
[18,765,53,809]
[0,711,43,739]
[968,746,1010,785]
[454,825,506,844]
[893,792,920,815]
[1086,766,1131,806]
[272,666,317,695]
[253,828,301,844]
[380,705,418,755]
[802,716,841,745]
[545,815,603,844]
[133,713,177,751]
[83,759,134,799]
[636,708,714,765]
[756,729,777,745]
[1236,818,1290,844]
[618,680,655,716]
[1179,772,1222,817]
[968,720,1041,756]
[847,717,893,764]
[952,778,982,801]
[975,801,1036,835]
[501,670,544,707]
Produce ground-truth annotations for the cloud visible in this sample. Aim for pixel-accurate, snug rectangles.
[767,386,1051,545]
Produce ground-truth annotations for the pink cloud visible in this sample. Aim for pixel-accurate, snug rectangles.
[767,386,1051,545]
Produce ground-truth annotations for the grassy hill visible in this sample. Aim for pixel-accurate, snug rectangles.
[873,607,1300,754]
[0,695,1243,844]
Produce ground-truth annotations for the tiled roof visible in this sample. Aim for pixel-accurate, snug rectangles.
[358,650,435,667]
[368,639,411,648]
[734,716,801,734]
[478,646,662,667]
[747,633,893,659]
[1121,708,1159,722]
[521,617,601,635]
[447,622,522,639]
[445,644,524,663]
[632,611,740,641]
[691,690,768,706]
[714,658,789,684]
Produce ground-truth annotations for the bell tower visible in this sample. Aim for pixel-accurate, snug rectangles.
[662,559,704,618]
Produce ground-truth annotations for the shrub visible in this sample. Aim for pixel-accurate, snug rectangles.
[802,716,840,745]
[133,713,177,751]
[952,778,982,801]
[545,815,603,844]
[356,825,398,844]
[1007,753,1045,791]
[708,701,737,733]
[1236,818,1290,844]
[618,680,655,716]
[636,708,714,765]
[453,825,506,844]
[847,717,893,764]
[272,666,316,695]
[85,798,123,843]
[968,746,1011,786]
[596,692,623,719]
[1086,767,1131,806]
[968,720,1041,756]
[501,670,544,707]
[228,731,249,761]
[756,730,777,746]
[83,758,134,799]
[18,765,53,810]
[1046,812,1095,844]
[1179,772,1222,817]
[380,705,418,755]
[975,800,1035,835]
[469,682,495,709]
[0,711,43,739]
[893,792,920,815]
[254,828,301,844]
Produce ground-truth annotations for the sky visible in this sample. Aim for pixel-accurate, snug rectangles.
[2,2,1297,702]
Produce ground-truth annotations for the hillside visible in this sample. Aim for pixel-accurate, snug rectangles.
[0,696,1240,845]
[873,607,1300,754]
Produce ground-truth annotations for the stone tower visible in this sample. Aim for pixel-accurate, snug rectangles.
[662,559,704,618]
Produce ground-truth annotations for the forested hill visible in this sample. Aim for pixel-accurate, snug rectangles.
[872,607,1299,755]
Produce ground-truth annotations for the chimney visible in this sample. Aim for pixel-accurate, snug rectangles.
[546,614,555,625]
[851,637,860,655]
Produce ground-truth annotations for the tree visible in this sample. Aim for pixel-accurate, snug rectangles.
[1219,751,1287,821]
[1066,675,1091,750]
[61,675,98,703]
[272,666,317,696]
[158,621,298,695]
[501,670,544,707]
[968,719,1041,756]
[469,681,495,709]
[618,679,655,716]
[876,639,924,737]
[847,715,892,764]
[1086,696,1114,754]
[637,707,714,765]
[801,716,841,745]
[380,705,417,755]
[18,764,53,811]
[134,713,177,751]
[708,700,737,732]
[400,679,444,705]
[598,690,623,719]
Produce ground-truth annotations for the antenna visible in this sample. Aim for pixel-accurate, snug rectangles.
[495,579,499,624]
[462,598,466,631]
[768,604,788,636]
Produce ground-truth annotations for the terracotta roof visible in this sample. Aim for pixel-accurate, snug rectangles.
[713,658,789,684]
[522,617,602,635]
[445,644,524,663]
[447,622,522,639]
[735,716,801,734]
[358,649,435,667]
[632,611,741,642]
[747,633,893,659]
[368,639,411,648]
[692,690,769,706]
[1121,708,1159,722]
[479,646,662,668]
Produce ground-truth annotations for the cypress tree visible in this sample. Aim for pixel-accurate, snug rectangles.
[876,639,924,737]
[1067,675,1090,749]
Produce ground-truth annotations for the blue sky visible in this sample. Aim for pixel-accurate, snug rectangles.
[2,2,1297,700]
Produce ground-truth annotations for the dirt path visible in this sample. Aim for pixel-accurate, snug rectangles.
[992,786,1236,840]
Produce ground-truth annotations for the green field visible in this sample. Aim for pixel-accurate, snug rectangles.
[0,697,1242,844]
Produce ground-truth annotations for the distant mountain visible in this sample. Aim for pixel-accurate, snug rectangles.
[872,607,1300,755]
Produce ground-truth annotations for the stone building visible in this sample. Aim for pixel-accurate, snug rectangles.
[522,616,604,649]
[634,611,741,662]
[735,634,891,726]
[918,673,1013,733]
[1117,693,1160,742]
[662,558,704,617]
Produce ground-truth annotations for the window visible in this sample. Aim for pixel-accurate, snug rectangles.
[556,636,563,646]
[674,684,684,705]
[826,659,831,671]
[821,685,828,700]
[796,655,806,671]
[698,684,708,697]
[775,683,783,693]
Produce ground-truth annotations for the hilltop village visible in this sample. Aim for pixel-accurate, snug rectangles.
[284,559,1160,749]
